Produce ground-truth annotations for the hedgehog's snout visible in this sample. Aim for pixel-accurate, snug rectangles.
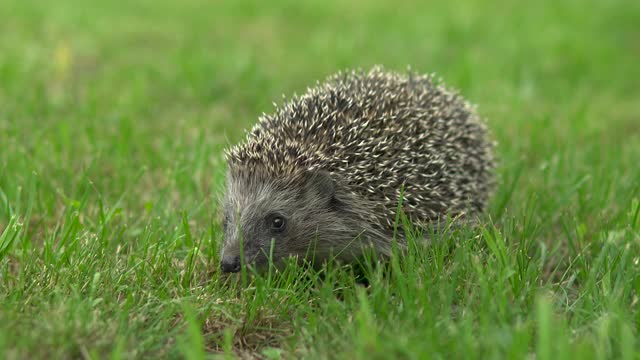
[220,255,241,273]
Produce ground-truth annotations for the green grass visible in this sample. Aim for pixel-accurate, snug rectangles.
[1,0,639,358]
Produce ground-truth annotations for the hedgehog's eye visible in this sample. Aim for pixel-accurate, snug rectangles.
[222,212,231,231]
[270,215,286,233]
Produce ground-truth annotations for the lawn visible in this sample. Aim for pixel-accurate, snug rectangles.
[1,0,639,358]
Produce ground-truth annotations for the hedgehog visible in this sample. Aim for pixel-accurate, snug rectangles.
[219,66,495,273]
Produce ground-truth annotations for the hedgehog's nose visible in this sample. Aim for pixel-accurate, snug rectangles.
[221,256,241,273]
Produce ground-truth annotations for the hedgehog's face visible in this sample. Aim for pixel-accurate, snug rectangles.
[220,170,347,273]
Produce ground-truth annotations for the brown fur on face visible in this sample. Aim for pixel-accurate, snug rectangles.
[221,170,390,271]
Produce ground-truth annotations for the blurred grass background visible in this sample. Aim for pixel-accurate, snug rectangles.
[0,0,639,358]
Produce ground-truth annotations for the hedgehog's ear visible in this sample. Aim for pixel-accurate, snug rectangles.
[304,170,336,205]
